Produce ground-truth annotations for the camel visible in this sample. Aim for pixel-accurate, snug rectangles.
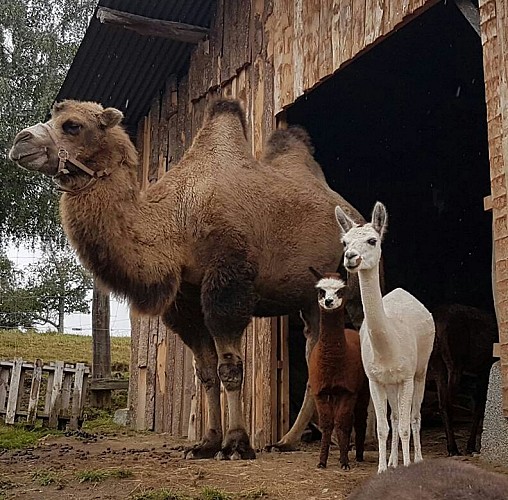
[335,202,435,473]
[9,97,365,459]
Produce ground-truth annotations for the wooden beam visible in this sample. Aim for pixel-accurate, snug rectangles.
[90,378,129,391]
[97,7,208,44]
[494,342,500,358]
[484,195,493,211]
[453,0,480,37]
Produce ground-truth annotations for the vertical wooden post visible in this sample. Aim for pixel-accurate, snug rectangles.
[27,359,43,425]
[91,277,111,408]
[5,358,23,424]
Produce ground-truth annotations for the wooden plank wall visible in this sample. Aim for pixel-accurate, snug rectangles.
[130,0,437,446]
[479,0,508,417]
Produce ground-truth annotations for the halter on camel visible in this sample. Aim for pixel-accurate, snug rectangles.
[41,122,112,195]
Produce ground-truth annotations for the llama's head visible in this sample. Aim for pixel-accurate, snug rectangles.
[310,267,348,311]
[335,202,388,273]
[9,100,126,178]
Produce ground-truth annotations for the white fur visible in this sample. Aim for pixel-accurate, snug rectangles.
[335,202,435,474]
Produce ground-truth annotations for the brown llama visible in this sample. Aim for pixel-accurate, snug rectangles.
[9,98,365,459]
[348,458,508,499]
[308,268,370,469]
[428,304,499,456]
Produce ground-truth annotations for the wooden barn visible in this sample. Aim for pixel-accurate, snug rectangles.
[57,0,508,449]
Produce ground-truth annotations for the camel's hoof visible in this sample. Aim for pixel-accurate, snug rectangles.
[264,442,298,453]
[217,428,256,460]
[317,462,326,469]
[448,449,462,457]
[341,463,351,471]
[184,432,222,459]
[356,453,364,462]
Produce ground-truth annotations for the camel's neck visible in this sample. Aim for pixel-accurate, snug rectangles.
[61,167,182,315]
[357,265,395,358]
[318,308,346,351]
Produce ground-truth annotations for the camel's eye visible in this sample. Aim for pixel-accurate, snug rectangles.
[62,121,82,135]
[367,238,377,246]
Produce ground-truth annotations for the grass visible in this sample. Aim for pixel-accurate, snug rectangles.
[75,468,132,483]
[0,329,130,369]
[131,488,237,500]
[0,422,61,451]
[200,487,232,500]
[31,469,65,488]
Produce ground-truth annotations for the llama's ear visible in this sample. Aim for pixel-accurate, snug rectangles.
[371,202,388,239]
[100,107,124,129]
[52,101,67,115]
[309,267,323,281]
[335,206,354,235]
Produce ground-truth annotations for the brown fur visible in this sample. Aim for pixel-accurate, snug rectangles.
[428,304,498,455]
[308,272,369,470]
[349,458,508,499]
[9,97,365,458]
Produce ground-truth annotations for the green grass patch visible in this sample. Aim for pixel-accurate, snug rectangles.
[0,421,61,451]
[199,487,232,500]
[81,408,125,433]
[0,329,130,368]
[31,469,65,488]
[75,468,132,484]
[131,489,190,500]
[239,490,269,499]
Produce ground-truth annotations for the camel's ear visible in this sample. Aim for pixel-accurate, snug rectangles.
[100,107,124,129]
[371,202,388,239]
[309,266,324,281]
[335,206,354,235]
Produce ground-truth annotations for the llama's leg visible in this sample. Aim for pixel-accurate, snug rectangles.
[466,369,490,454]
[316,396,333,468]
[369,380,389,473]
[411,375,426,463]
[335,395,355,471]
[268,307,319,451]
[162,294,222,459]
[386,387,399,468]
[201,253,257,460]
[397,379,414,467]
[353,381,370,462]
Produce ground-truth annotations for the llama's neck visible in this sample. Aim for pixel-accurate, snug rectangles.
[357,265,395,357]
[318,307,346,350]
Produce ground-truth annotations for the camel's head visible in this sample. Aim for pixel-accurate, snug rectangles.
[9,100,124,178]
[310,267,349,311]
[335,202,388,273]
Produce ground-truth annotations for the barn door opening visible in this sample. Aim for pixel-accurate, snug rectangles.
[284,0,493,435]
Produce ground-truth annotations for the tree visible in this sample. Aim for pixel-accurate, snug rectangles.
[0,0,95,245]
[0,247,93,332]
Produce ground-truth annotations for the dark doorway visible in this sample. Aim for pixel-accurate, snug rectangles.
[286,1,493,427]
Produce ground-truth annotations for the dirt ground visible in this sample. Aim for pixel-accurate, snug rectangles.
[1,425,508,500]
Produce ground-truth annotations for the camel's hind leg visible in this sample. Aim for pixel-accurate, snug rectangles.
[411,375,426,463]
[201,251,257,460]
[162,289,222,459]
[267,307,319,451]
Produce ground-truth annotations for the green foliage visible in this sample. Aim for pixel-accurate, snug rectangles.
[0,0,95,245]
[0,246,93,331]
[31,469,65,488]
[75,468,132,484]
[131,490,190,500]
[0,421,61,450]
[200,488,232,500]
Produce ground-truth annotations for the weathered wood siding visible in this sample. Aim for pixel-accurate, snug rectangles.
[129,0,441,446]
[480,0,508,417]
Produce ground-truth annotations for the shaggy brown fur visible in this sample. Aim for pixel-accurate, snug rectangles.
[428,304,498,456]
[308,270,369,470]
[9,97,365,459]
[349,458,508,499]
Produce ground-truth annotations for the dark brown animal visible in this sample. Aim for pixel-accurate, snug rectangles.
[348,458,508,500]
[428,304,498,456]
[308,268,369,469]
[9,98,365,459]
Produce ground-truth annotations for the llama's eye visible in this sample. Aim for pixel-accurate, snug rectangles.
[367,238,377,246]
[342,240,348,247]
[318,289,325,298]
[62,121,82,135]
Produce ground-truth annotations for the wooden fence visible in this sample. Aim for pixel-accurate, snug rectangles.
[0,358,89,429]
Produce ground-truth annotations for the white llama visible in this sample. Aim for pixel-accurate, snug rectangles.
[334,202,435,473]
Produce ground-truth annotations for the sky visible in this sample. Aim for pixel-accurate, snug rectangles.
[7,243,131,337]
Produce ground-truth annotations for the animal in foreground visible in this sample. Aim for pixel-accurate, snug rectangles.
[335,201,435,473]
[9,97,365,459]
[308,268,369,469]
[428,304,498,456]
[348,458,508,500]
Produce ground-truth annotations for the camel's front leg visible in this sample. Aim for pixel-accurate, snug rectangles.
[213,335,256,460]
[386,386,399,468]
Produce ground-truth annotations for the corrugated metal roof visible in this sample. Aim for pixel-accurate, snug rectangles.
[56,0,216,130]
